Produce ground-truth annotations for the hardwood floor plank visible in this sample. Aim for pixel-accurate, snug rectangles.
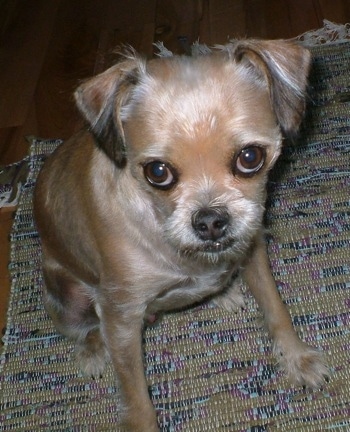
[0,100,38,165]
[0,208,15,333]
[0,0,60,129]
[246,0,293,39]
[286,0,321,37]
[156,0,203,53]
[318,0,350,25]
[34,0,157,140]
[204,0,246,44]
[34,0,100,140]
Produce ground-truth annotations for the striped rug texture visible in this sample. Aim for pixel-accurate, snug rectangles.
[0,41,350,431]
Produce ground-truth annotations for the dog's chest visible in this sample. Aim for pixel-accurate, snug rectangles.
[146,259,237,314]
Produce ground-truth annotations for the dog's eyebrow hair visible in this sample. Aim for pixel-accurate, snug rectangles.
[136,143,170,160]
[230,129,282,145]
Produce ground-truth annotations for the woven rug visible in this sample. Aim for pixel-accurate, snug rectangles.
[1,39,350,431]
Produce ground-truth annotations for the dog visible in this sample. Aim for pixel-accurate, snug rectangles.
[34,39,328,431]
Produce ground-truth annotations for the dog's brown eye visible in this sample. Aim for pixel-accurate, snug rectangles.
[143,161,177,189]
[234,146,265,176]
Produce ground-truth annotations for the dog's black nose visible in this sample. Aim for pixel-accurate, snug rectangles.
[191,208,230,242]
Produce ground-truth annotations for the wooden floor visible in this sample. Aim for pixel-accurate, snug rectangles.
[1,0,350,332]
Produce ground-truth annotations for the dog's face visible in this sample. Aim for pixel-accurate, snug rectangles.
[122,56,282,262]
[75,41,311,263]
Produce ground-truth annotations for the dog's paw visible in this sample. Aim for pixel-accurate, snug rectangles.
[212,277,246,312]
[274,341,329,389]
[75,332,110,378]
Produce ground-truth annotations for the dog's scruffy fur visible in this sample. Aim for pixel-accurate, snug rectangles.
[34,39,328,431]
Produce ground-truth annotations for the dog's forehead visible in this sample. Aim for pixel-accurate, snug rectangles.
[144,55,255,108]
[128,54,278,147]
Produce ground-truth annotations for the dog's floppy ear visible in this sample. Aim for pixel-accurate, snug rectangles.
[74,53,143,166]
[228,39,311,137]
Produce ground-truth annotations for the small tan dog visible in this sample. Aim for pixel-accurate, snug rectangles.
[34,39,328,431]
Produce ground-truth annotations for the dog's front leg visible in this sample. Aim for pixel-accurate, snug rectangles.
[243,234,328,388]
[100,301,159,432]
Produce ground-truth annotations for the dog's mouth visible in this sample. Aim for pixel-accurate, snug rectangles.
[181,237,236,257]
[203,238,235,252]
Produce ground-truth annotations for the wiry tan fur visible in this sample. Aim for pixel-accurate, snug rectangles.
[34,39,328,432]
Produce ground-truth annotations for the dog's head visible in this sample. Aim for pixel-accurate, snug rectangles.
[75,40,311,262]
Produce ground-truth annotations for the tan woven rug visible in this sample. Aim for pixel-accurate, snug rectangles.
[1,38,350,431]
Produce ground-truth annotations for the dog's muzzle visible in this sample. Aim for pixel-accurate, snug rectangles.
[191,207,230,242]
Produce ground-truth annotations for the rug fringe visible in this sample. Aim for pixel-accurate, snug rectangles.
[295,19,350,46]
[154,20,350,58]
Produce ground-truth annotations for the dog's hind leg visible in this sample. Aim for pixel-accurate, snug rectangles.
[41,260,110,377]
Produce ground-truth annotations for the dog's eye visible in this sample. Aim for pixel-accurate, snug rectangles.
[143,161,177,189]
[234,146,265,176]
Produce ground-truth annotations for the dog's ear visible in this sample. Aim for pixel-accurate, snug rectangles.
[228,40,311,137]
[74,54,143,166]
